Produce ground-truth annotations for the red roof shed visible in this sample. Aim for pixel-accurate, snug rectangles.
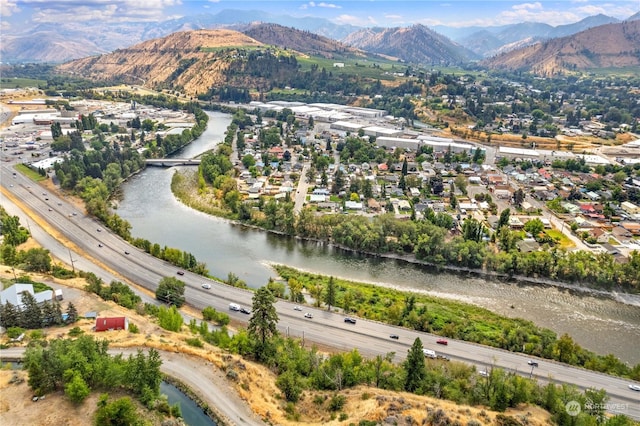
[95,317,129,332]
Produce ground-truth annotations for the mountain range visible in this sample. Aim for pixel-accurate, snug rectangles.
[2,9,639,66]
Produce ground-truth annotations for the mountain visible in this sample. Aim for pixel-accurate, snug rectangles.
[241,23,366,59]
[1,10,360,63]
[342,24,477,65]
[440,14,619,58]
[56,30,264,95]
[626,11,640,21]
[481,20,640,75]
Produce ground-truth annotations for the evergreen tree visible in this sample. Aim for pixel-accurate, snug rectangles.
[66,302,78,323]
[324,276,337,311]
[248,286,279,361]
[0,302,20,328]
[403,338,426,393]
[20,291,43,329]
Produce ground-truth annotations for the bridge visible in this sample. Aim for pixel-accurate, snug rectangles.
[145,158,201,167]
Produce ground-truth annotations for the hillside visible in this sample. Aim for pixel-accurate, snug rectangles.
[242,22,366,59]
[343,24,476,65]
[57,29,264,96]
[481,20,640,75]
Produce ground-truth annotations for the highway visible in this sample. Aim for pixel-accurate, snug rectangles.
[1,164,639,420]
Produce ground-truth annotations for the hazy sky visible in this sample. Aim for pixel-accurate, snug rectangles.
[2,0,639,31]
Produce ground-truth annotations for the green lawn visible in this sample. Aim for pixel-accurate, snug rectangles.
[0,77,46,89]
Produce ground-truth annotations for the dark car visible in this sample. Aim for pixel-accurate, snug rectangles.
[389,334,399,340]
[436,339,448,345]
[98,243,103,248]
[527,360,539,367]
[177,271,185,275]
[344,317,356,324]
[124,251,130,255]
[240,307,251,315]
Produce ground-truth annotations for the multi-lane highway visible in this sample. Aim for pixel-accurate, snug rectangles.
[1,164,639,419]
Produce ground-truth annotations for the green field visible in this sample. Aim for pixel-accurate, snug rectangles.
[0,77,46,89]
[295,55,407,80]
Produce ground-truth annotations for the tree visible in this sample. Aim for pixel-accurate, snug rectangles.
[65,371,90,404]
[524,218,545,239]
[20,291,43,329]
[497,208,511,229]
[324,276,337,311]
[95,395,140,426]
[247,286,279,361]
[66,302,78,324]
[403,338,426,393]
[513,188,525,207]
[155,277,185,307]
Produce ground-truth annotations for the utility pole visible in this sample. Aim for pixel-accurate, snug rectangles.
[68,248,76,273]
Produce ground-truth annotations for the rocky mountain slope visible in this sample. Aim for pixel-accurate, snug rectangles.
[57,30,264,96]
[343,24,476,65]
[241,23,366,59]
[481,20,640,75]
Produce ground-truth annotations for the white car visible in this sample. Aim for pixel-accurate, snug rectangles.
[201,283,211,290]
[479,370,489,377]
[629,384,640,391]
[304,312,313,319]
[293,306,302,311]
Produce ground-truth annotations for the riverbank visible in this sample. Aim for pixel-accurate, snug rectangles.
[171,166,640,307]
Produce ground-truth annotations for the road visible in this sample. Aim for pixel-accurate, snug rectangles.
[1,164,639,420]
[0,347,264,426]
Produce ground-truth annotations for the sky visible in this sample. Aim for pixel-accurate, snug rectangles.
[2,0,639,32]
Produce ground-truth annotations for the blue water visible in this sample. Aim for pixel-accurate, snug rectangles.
[160,381,217,426]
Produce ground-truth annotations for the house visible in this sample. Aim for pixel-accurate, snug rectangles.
[95,317,129,332]
[0,283,55,310]
[517,239,540,253]
[621,201,640,215]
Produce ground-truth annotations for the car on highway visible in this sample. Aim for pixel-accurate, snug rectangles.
[201,283,211,290]
[229,303,240,311]
[97,228,102,232]
[389,334,399,340]
[478,370,489,377]
[293,306,302,311]
[48,208,52,211]
[240,307,251,315]
[98,243,103,248]
[436,339,448,345]
[124,251,130,255]
[527,360,539,367]
[176,271,185,275]
[629,384,640,391]
[344,317,357,324]
[304,312,313,319]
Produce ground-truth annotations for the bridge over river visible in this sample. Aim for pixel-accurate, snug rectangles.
[145,158,201,167]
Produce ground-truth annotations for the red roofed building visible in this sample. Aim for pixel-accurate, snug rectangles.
[95,317,129,332]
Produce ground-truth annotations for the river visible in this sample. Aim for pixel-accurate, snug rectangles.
[116,111,640,364]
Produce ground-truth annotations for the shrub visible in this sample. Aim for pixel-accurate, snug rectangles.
[68,327,84,337]
[128,323,139,334]
[6,327,25,339]
[328,394,346,412]
[185,338,203,348]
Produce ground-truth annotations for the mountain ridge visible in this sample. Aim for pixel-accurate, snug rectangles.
[2,9,637,64]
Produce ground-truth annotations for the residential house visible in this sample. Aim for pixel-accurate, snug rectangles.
[0,283,56,310]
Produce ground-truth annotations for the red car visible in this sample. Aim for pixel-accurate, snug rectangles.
[436,339,448,345]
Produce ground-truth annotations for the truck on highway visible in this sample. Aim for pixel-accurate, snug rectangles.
[229,303,240,311]
[423,348,437,359]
